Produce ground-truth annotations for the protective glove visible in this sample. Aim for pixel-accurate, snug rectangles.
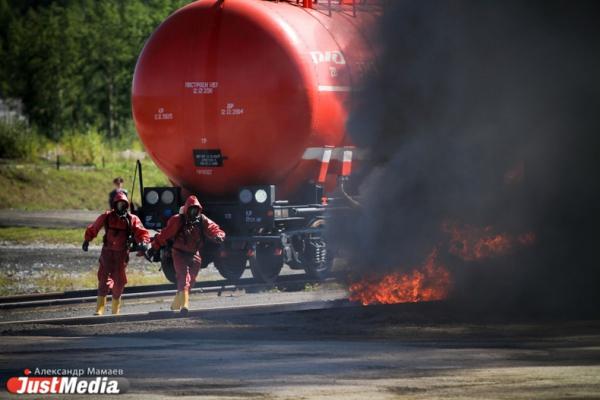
[82,240,89,252]
[214,235,225,244]
[135,243,149,256]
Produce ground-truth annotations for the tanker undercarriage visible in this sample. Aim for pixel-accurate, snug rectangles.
[205,201,333,283]
[134,161,353,283]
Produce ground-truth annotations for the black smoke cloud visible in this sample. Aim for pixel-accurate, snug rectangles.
[329,0,600,315]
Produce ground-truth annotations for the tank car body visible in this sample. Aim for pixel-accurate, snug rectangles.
[132,0,380,282]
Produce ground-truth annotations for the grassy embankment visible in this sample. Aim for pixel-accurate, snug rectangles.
[0,160,168,211]
[0,119,169,210]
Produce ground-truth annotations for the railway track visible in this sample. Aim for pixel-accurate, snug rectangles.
[0,274,338,310]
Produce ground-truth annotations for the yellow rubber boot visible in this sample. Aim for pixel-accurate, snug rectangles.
[111,298,122,315]
[94,296,107,316]
[170,291,182,311]
[181,290,190,314]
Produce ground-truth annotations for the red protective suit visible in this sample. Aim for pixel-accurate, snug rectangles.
[152,195,225,291]
[85,192,150,299]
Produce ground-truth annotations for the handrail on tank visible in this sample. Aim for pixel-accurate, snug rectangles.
[290,0,386,17]
[307,0,375,17]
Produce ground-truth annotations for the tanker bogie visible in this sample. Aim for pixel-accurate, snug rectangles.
[282,219,333,280]
[135,161,342,284]
[302,237,332,280]
[302,218,332,279]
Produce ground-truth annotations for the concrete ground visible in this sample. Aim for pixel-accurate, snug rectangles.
[1,301,599,399]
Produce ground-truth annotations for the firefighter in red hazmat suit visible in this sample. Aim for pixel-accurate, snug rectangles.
[147,195,225,313]
[83,191,150,315]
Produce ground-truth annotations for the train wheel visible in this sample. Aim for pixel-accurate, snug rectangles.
[160,247,177,284]
[200,241,219,269]
[249,243,283,283]
[214,250,247,282]
[303,219,333,280]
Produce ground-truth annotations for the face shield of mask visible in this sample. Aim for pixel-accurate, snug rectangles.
[187,206,200,219]
[115,201,128,214]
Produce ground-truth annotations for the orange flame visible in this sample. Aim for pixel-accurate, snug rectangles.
[348,249,451,306]
[347,224,537,306]
[442,221,535,261]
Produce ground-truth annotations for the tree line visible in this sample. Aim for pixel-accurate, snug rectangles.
[0,0,188,140]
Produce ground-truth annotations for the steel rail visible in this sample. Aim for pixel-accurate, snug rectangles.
[0,275,336,310]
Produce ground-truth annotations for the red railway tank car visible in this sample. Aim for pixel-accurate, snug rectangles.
[132,0,380,282]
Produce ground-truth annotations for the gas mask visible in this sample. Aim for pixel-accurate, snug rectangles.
[187,206,200,221]
[115,201,128,216]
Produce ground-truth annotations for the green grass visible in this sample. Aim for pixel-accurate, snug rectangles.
[0,160,168,210]
[0,227,96,245]
[0,274,10,295]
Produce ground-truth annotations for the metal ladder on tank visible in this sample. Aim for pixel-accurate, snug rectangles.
[293,0,371,18]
